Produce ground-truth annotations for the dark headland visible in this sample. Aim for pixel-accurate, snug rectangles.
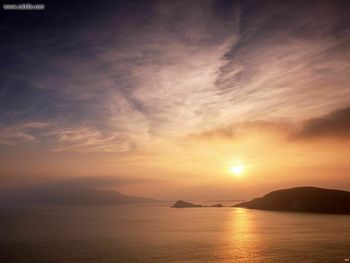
[234,187,350,214]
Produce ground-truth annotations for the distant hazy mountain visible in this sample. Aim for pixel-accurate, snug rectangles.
[0,183,159,205]
[234,187,350,214]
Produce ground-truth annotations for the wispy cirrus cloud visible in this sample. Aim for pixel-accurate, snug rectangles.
[48,125,130,153]
[0,121,50,146]
[0,121,131,153]
[215,0,350,123]
[0,0,349,154]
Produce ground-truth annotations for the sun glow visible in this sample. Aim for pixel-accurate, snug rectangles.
[229,164,245,177]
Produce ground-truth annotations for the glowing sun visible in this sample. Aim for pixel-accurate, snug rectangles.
[229,164,245,177]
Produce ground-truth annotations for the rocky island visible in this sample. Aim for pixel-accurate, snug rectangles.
[172,200,202,208]
[172,200,224,208]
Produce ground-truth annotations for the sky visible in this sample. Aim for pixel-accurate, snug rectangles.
[0,0,349,200]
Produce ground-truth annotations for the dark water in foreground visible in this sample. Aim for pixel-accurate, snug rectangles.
[0,202,349,263]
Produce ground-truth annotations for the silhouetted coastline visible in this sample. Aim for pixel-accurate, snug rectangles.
[234,187,350,214]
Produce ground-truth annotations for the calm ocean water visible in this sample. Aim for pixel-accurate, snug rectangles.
[0,202,349,262]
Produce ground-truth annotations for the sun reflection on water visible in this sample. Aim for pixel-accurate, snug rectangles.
[224,208,260,261]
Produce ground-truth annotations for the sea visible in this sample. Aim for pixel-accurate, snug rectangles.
[0,202,349,262]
